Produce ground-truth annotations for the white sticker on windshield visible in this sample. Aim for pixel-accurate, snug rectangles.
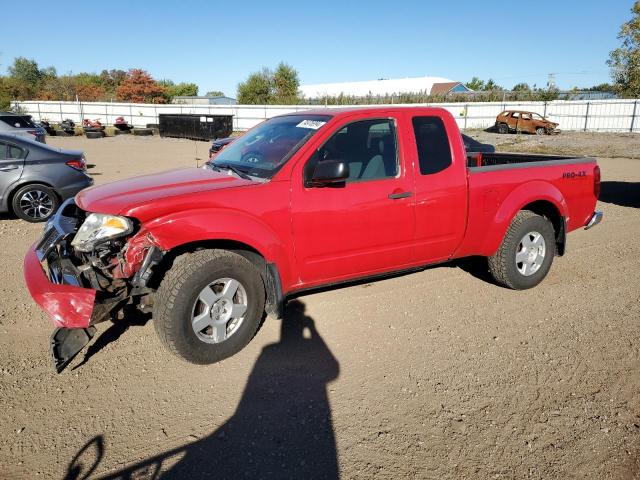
[296,120,326,130]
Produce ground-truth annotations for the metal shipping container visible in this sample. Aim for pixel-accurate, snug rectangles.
[158,114,233,141]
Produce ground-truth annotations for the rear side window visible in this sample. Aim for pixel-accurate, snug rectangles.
[0,142,6,160]
[412,117,452,175]
[8,144,26,159]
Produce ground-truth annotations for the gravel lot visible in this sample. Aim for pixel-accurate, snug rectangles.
[0,132,638,479]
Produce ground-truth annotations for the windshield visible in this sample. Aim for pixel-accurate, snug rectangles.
[210,114,331,179]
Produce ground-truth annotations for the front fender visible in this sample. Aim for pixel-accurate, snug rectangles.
[143,208,296,289]
[481,180,568,256]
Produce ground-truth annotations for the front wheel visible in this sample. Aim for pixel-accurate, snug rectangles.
[535,127,546,135]
[488,210,556,289]
[154,249,266,364]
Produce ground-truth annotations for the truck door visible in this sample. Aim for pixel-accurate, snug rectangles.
[519,112,534,133]
[408,114,467,263]
[507,112,519,131]
[290,116,416,284]
[0,140,25,208]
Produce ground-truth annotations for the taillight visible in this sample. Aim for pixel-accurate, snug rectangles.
[66,158,86,171]
[593,165,601,199]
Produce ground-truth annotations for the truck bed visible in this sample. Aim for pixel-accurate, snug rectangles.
[467,152,589,169]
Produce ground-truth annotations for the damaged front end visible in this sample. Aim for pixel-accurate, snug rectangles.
[23,199,163,372]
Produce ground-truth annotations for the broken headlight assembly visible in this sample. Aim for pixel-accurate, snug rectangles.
[71,213,134,252]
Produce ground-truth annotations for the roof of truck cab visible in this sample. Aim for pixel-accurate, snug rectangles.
[275,106,450,117]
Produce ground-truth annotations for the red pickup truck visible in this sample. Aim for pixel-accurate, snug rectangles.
[24,107,602,371]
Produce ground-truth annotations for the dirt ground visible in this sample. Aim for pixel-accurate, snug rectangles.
[0,132,638,479]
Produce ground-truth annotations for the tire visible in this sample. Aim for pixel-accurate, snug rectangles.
[55,130,70,137]
[11,184,59,222]
[154,249,266,364]
[497,123,509,134]
[488,210,556,290]
[85,131,104,139]
[132,128,153,136]
[113,129,131,135]
[535,127,546,135]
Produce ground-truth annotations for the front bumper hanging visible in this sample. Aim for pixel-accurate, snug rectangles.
[23,200,122,372]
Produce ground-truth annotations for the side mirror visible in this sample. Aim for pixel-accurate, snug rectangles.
[309,160,349,187]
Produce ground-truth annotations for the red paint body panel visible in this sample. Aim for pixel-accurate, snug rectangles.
[23,245,95,328]
[75,168,253,220]
[57,107,599,298]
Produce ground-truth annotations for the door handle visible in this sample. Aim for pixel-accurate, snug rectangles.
[0,166,19,172]
[388,191,413,200]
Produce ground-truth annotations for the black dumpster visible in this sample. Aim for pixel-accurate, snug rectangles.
[158,114,233,141]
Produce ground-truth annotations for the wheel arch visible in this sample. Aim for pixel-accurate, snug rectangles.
[148,238,285,319]
[483,181,568,256]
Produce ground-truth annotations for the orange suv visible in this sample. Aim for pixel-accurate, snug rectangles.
[495,110,559,135]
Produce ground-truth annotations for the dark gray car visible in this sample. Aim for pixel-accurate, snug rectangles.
[0,134,93,222]
[0,112,46,143]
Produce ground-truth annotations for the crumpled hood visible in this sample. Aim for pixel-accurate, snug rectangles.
[75,167,253,217]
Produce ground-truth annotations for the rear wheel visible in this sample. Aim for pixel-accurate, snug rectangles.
[497,123,509,134]
[11,184,59,222]
[154,249,266,364]
[488,210,555,289]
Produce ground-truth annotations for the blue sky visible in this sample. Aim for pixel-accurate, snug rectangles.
[1,0,633,97]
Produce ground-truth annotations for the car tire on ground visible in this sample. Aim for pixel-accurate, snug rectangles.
[85,131,104,139]
[535,127,546,135]
[11,184,59,222]
[54,130,70,137]
[132,128,153,136]
[154,249,266,364]
[487,210,556,290]
[497,123,509,134]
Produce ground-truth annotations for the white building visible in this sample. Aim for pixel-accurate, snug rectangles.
[300,76,471,99]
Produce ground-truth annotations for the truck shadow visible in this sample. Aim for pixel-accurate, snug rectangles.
[72,307,152,370]
[64,300,341,480]
[599,181,640,208]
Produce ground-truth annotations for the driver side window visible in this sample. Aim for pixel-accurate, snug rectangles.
[305,119,398,184]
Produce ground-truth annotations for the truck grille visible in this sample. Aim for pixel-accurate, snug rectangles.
[36,227,62,262]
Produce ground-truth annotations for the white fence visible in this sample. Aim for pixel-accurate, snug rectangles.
[13,98,640,133]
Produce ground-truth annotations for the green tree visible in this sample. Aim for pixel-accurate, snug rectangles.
[205,90,225,97]
[8,57,42,88]
[237,64,302,104]
[237,68,273,104]
[512,82,531,91]
[160,80,199,99]
[607,1,640,97]
[465,77,485,91]
[483,79,503,91]
[272,62,300,104]
[0,76,15,110]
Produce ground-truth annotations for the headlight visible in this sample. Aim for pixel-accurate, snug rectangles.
[71,213,133,252]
